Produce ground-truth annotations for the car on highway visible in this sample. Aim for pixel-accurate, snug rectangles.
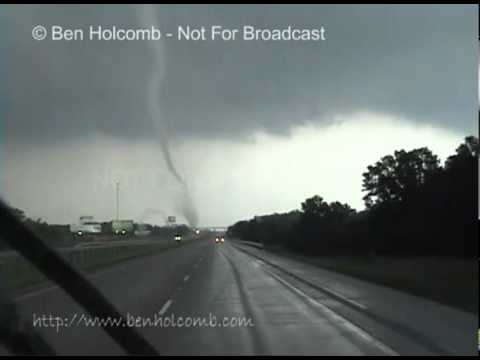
[215,235,225,244]
[174,234,182,242]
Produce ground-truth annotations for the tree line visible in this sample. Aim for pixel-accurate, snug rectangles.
[227,136,478,257]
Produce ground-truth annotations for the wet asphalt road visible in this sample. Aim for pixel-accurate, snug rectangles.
[1,238,397,355]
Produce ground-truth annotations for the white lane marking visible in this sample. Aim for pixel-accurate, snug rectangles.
[15,247,204,302]
[15,262,123,301]
[15,256,146,302]
[318,284,368,310]
[252,261,261,269]
[159,299,173,315]
[265,268,399,356]
[15,285,59,302]
[251,258,367,311]
[183,275,190,282]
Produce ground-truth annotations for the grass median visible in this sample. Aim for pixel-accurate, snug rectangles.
[0,238,197,292]
[269,249,478,314]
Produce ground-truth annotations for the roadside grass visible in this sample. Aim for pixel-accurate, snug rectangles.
[0,239,196,292]
[272,250,478,314]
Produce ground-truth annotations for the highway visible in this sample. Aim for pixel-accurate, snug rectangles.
[0,238,476,355]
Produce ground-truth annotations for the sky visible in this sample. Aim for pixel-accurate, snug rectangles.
[1,5,478,227]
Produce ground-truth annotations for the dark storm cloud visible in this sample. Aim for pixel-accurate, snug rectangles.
[4,5,477,145]
[5,5,152,143]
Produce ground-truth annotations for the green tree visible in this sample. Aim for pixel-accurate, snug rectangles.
[301,195,330,218]
[328,201,356,219]
[362,147,441,207]
[8,207,26,221]
[445,136,479,170]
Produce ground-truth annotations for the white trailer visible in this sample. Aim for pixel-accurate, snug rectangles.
[69,216,102,236]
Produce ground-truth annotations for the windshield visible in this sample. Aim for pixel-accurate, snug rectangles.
[0,4,478,356]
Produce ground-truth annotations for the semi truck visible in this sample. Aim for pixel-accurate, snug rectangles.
[112,220,134,235]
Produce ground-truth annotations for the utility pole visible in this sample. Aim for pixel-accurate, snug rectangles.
[115,181,120,221]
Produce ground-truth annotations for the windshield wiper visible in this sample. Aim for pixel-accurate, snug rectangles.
[0,199,158,355]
